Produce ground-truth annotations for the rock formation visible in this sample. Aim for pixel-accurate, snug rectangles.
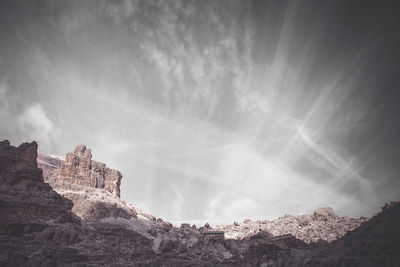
[2,140,399,266]
[0,140,155,266]
[55,145,122,197]
[40,145,139,221]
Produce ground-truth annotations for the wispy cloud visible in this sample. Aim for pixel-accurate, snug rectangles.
[1,0,399,223]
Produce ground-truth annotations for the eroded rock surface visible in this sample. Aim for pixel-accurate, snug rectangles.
[55,145,121,197]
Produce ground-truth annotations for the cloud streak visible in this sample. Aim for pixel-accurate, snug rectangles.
[0,0,399,224]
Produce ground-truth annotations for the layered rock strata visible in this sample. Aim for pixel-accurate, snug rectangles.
[42,145,139,221]
[55,145,121,197]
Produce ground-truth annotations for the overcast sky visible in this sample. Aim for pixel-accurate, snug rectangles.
[1,0,400,225]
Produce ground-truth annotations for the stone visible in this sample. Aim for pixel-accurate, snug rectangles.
[180,223,191,229]
[314,207,335,218]
[159,239,178,253]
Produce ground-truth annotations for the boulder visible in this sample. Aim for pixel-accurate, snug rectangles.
[159,239,178,253]
[314,207,335,221]
[180,223,191,229]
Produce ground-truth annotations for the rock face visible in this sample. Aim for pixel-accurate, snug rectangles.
[0,140,82,265]
[55,145,122,197]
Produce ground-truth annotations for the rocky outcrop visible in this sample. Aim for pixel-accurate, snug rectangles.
[38,145,140,221]
[0,140,155,266]
[0,140,79,225]
[55,145,122,197]
[0,140,83,265]
[217,208,368,243]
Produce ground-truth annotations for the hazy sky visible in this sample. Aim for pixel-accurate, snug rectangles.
[1,0,400,224]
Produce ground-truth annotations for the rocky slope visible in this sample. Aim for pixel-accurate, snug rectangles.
[1,140,399,266]
[217,207,368,243]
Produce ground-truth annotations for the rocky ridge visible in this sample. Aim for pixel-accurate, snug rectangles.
[217,207,368,243]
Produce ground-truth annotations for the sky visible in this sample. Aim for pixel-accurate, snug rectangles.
[1,0,400,225]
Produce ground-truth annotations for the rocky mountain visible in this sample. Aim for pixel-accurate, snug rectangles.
[1,140,399,266]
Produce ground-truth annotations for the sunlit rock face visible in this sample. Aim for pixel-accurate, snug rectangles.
[40,145,138,221]
[55,145,122,197]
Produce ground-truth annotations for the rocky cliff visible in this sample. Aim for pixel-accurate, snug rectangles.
[0,140,157,266]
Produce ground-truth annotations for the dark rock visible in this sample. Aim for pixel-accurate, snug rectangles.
[1,140,400,266]
[159,239,178,253]
[180,223,191,229]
